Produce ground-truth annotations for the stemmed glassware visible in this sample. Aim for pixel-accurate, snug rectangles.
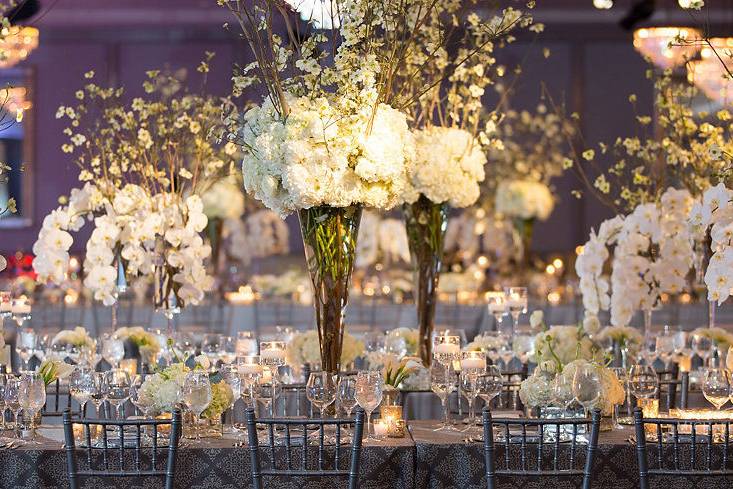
[255,372,282,418]
[338,375,358,418]
[90,372,107,417]
[202,334,222,367]
[173,332,195,361]
[691,334,713,368]
[3,376,20,432]
[306,372,338,419]
[504,287,527,339]
[16,329,37,372]
[355,371,383,442]
[101,334,125,369]
[655,328,675,368]
[572,364,601,418]
[238,355,262,407]
[182,371,212,441]
[610,367,628,428]
[486,291,508,329]
[702,368,731,410]
[220,365,242,433]
[235,331,258,357]
[629,365,659,405]
[0,374,6,431]
[11,298,31,328]
[102,369,131,419]
[259,341,286,371]
[552,373,575,411]
[70,366,97,418]
[18,372,46,443]
[219,336,237,365]
[477,365,503,410]
[460,351,486,428]
[430,362,456,432]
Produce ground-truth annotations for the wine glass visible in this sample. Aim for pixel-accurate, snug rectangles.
[655,328,675,368]
[255,374,282,418]
[173,332,195,361]
[572,364,601,418]
[691,334,713,367]
[628,365,659,404]
[102,369,131,419]
[3,376,20,433]
[504,287,528,338]
[355,371,383,442]
[16,329,37,372]
[219,336,237,365]
[553,373,575,411]
[610,367,628,428]
[460,351,486,427]
[90,372,107,417]
[486,291,508,329]
[220,364,242,432]
[306,372,338,419]
[477,365,503,410]
[338,375,358,418]
[182,371,212,441]
[235,331,258,357]
[70,366,97,418]
[703,368,731,410]
[18,371,46,442]
[101,334,125,369]
[430,362,456,432]
[202,334,222,367]
[129,376,151,417]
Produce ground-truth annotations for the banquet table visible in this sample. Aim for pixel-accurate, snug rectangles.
[2,419,730,489]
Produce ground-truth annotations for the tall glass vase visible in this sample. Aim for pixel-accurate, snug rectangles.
[152,237,181,337]
[513,217,535,272]
[299,205,362,375]
[404,195,449,367]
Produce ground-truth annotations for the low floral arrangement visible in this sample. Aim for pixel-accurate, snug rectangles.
[38,359,74,386]
[285,329,364,370]
[112,326,162,363]
[382,355,422,389]
[595,325,644,353]
[201,176,245,221]
[691,327,733,354]
[52,327,95,349]
[465,333,507,353]
[136,356,233,418]
[520,321,623,415]
[250,270,311,299]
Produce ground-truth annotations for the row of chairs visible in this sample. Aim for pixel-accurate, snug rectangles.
[61,406,733,488]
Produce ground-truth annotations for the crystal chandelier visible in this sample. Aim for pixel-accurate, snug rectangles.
[633,26,702,70]
[686,38,733,106]
[0,25,39,69]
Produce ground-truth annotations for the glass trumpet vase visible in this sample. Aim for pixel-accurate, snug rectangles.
[299,205,362,377]
[404,195,448,367]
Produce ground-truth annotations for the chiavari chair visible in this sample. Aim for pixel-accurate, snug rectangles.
[633,407,733,489]
[244,406,366,489]
[62,408,182,489]
[656,371,689,411]
[483,408,602,489]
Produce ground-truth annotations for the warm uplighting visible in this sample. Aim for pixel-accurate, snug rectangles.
[633,27,702,70]
[0,26,39,68]
[552,258,564,270]
[686,38,733,106]
[679,292,692,304]
[593,0,613,9]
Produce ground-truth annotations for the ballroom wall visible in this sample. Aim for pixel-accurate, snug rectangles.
[0,1,669,256]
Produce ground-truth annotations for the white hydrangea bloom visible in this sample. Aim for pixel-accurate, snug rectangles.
[495,179,555,221]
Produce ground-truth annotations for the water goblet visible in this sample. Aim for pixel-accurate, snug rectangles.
[182,371,212,440]
[477,365,503,410]
[3,376,20,433]
[219,336,237,365]
[202,334,222,367]
[629,365,659,404]
[101,334,125,369]
[504,287,528,337]
[102,369,131,419]
[703,368,731,410]
[18,371,46,443]
[16,329,37,372]
[306,372,338,419]
[70,366,97,418]
[552,373,575,411]
[572,364,601,418]
[90,372,107,417]
[486,291,508,328]
[430,362,456,432]
[338,375,358,418]
[355,371,383,442]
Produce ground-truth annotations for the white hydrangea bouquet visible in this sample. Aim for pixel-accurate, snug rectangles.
[577,187,694,337]
[395,3,534,366]
[218,0,530,374]
[112,326,162,365]
[51,326,95,350]
[285,329,365,370]
[33,66,238,330]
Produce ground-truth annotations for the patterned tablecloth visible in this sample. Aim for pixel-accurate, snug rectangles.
[0,421,729,489]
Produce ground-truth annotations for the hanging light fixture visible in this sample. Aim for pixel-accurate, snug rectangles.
[633,26,702,69]
[0,25,39,68]
[686,38,733,106]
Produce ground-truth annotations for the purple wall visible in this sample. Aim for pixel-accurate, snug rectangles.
[1,2,659,257]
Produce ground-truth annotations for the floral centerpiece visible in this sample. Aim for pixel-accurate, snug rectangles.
[285,329,364,371]
[32,66,236,332]
[691,327,733,358]
[520,323,624,419]
[112,326,162,366]
[52,327,95,350]
[38,359,74,386]
[137,355,233,437]
[595,325,644,367]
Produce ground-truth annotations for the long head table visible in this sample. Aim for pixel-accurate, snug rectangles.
[1,419,729,489]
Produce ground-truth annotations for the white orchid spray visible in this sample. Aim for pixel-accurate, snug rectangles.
[33,65,237,307]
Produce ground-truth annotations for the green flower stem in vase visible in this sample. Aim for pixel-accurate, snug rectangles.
[299,205,362,376]
[153,237,181,337]
[513,217,535,271]
[404,195,448,367]
[207,217,224,295]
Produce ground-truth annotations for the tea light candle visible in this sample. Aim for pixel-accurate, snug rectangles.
[460,357,486,371]
[381,405,403,423]
[373,420,389,438]
[434,342,460,355]
[641,398,659,437]
[236,337,258,356]
[259,367,273,384]
[238,363,264,375]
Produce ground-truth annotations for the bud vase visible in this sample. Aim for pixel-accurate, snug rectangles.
[299,205,362,375]
[404,195,448,367]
